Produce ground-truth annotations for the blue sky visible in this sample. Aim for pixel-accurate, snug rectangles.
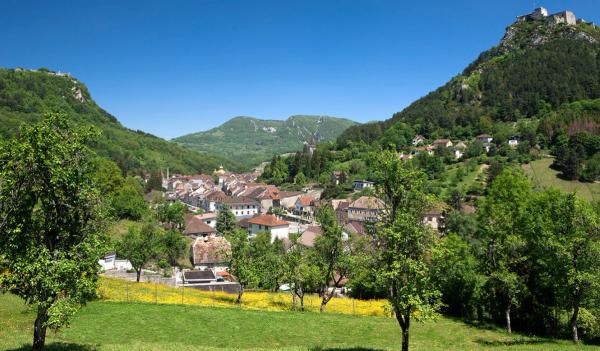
[1,0,598,139]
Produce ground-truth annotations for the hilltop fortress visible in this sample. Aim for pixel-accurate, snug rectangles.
[517,7,595,27]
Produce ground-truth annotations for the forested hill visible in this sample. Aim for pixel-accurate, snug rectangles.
[0,68,237,174]
[338,12,600,147]
[173,115,357,169]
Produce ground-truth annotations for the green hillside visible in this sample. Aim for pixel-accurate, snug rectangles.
[0,68,238,174]
[173,115,357,170]
[1,293,594,351]
[523,157,600,202]
[338,15,600,146]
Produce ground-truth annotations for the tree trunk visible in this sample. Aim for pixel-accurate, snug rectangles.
[299,293,305,312]
[320,287,333,312]
[401,327,409,351]
[395,309,410,351]
[291,290,297,309]
[236,285,244,304]
[136,269,141,282]
[505,302,512,334]
[32,308,48,351]
[570,303,580,343]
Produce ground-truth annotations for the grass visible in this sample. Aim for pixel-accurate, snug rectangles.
[522,158,600,202]
[1,293,597,351]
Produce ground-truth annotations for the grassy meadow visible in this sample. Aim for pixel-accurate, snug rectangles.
[522,158,600,202]
[99,277,388,316]
[2,292,598,351]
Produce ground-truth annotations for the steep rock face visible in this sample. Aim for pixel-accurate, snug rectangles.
[500,20,598,53]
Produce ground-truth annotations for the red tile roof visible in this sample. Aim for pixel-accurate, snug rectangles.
[247,214,289,227]
[297,195,314,207]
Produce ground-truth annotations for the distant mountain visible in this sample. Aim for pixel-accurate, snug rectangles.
[338,7,600,146]
[173,115,357,169]
[0,68,238,174]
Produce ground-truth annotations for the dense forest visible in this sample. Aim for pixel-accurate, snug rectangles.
[0,68,238,175]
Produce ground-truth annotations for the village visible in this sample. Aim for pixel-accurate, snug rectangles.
[99,130,519,294]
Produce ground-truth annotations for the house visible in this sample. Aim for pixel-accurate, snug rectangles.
[347,196,385,222]
[508,138,519,147]
[412,134,425,146]
[298,226,322,247]
[191,236,230,271]
[414,145,434,156]
[294,195,315,218]
[247,214,290,242]
[433,139,453,148]
[184,216,217,238]
[424,207,445,232]
[194,213,218,228]
[477,134,493,143]
[98,253,132,271]
[218,196,259,219]
[278,191,304,210]
[353,180,374,191]
[202,190,227,212]
[455,141,467,149]
[182,270,219,285]
[344,220,367,236]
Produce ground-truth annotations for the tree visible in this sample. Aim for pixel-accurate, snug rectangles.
[91,157,124,196]
[432,233,486,319]
[251,232,286,291]
[162,229,187,267]
[0,113,105,351]
[118,222,163,282]
[156,200,186,231]
[448,188,463,211]
[112,176,148,220]
[225,229,257,303]
[526,191,600,342]
[478,168,531,334]
[581,152,600,182]
[294,171,308,186]
[314,204,349,312]
[216,205,237,235]
[283,234,320,310]
[145,169,163,193]
[371,150,441,351]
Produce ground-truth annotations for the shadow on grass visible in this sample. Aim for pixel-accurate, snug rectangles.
[8,342,96,351]
[311,348,386,351]
[474,337,556,346]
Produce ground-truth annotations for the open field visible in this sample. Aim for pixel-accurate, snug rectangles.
[522,158,600,202]
[2,293,598,351]
[99,277,387,316]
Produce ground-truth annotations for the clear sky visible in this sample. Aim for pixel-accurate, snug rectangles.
[1,0,598,139]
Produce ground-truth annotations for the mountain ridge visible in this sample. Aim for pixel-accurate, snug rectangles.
[337,7,600,147]
[173,115,357,169]
[0,67,240,174]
